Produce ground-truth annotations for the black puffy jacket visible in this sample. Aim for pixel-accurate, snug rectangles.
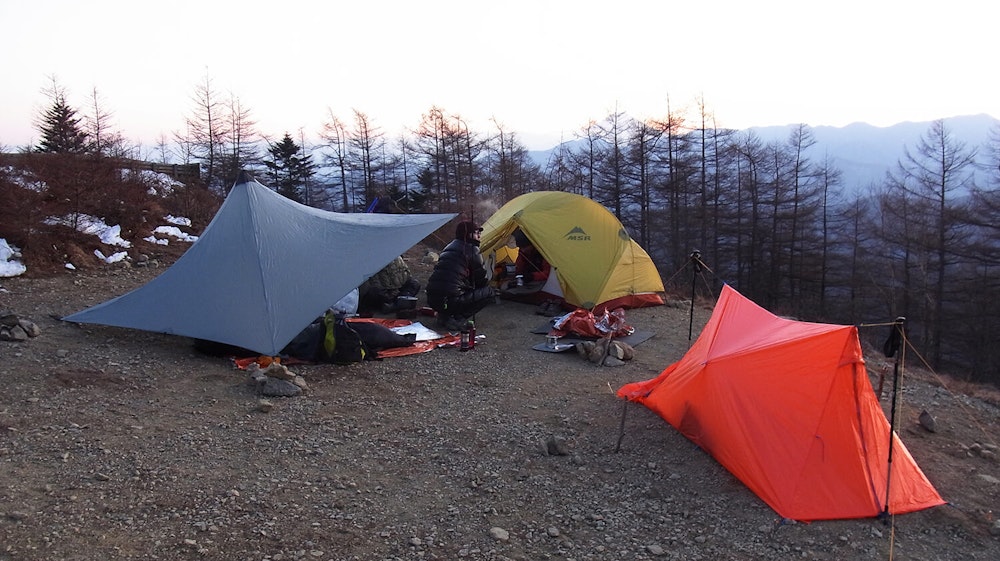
[426,239,489,298]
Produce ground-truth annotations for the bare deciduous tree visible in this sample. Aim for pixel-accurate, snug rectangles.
[319,111,352,211]
[221,93,259,189]
[350,110,385,208]
[183,73,230,192]
[84,87,131,158]
[883,119,977,367]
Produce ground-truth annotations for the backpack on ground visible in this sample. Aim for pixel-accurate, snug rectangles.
[281,311,371,364]
[321,311,370,364]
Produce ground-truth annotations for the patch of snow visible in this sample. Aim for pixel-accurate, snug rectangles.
[121,169,184,196]
[44,214,132,248]
[0,238,27,278]
[165,215,192,227]
[94,249,129,264]
[152,225,199,243]
[6,171,198,275]
[1,165,46,192]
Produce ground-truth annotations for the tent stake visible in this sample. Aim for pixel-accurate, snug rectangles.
[614,400,629,453]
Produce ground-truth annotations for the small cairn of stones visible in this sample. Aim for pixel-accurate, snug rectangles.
[246,360,309,400]
[0,310,41,342]
[575,337,635,367]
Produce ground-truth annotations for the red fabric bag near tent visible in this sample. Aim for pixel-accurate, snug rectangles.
[551,307,634,339]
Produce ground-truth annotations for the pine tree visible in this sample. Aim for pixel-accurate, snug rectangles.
[263,133,315,203]
[35,88,91,154]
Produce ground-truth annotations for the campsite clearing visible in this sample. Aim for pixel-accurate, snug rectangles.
[1,244,999,561]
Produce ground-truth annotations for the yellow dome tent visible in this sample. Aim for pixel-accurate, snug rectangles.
[480,191,664,311]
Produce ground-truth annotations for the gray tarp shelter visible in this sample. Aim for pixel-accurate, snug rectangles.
[63,172,455,355]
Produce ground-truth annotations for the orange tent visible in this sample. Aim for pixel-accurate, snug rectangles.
[617,285,944,521]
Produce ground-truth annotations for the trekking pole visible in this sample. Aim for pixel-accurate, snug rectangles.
[688,250,703,340]
[880,316,906,521]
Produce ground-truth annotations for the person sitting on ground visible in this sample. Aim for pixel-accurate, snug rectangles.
[498,229,561,310]
[425,220,497,331]
[510,229,550,286]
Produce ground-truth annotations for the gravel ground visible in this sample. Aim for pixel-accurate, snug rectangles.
[1,249,999,561]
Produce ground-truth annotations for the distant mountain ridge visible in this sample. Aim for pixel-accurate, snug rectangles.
[750,114,996,189]
[530,114,998,192]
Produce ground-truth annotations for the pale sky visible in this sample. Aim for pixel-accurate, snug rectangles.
[1,0,997,151]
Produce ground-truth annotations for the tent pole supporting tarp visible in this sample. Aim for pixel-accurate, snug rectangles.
[881,316,906,520]
[688,250,702,340]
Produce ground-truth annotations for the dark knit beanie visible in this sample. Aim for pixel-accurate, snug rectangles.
[455,221,482,241]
